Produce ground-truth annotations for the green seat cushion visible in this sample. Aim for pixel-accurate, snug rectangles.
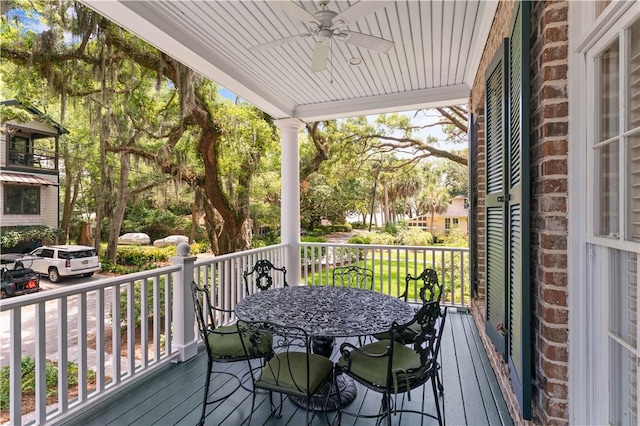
[338,340,421,390]
[256,352,333,397]
[207,324,271,359]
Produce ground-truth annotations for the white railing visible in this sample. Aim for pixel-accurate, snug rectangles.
[0,241,468,425]
[300,242,470,307]
[1,266,180,426]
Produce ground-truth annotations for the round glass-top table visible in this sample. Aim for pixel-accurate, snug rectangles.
[235,285,415,410]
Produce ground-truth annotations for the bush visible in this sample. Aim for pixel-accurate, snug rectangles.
[347,234,371,245]
[0,225,63,249]
[395,227,434,246]
[0,356,96,409]
[384,222,399,235]
[300,236,327,243]
[327,224,352,232]
[115,246,172,267]
[442,226,469,247]
[118,277,168,326]
[350,222,367,229]
[353,231,394,245]
[190,241,210,254]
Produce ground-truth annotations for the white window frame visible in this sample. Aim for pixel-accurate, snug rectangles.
[569,2,640,425]
[585,8,640,253]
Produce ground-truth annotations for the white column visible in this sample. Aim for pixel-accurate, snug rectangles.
[275,118,304,286]
[170,242,198,362]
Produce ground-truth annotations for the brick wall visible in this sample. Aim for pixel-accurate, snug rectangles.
[529,1,569,424]
[469,1,570,425]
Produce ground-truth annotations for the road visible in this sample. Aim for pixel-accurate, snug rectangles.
[0,273,114,367]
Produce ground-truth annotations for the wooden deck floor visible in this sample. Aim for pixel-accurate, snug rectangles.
[63,310,513,426]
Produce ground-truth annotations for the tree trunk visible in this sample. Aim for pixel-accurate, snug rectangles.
[190,201,197,244]
[78,222,92,246]
[106,152,130,262]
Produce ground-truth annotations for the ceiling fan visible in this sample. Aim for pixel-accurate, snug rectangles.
[250,1,395,73]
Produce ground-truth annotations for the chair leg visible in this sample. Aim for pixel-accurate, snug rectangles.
[376,394,392,426]
[247,386,257,426]
[431,373,443,426]
[199,358,213,426]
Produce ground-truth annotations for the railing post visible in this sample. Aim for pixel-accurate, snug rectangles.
[171,242,198,362]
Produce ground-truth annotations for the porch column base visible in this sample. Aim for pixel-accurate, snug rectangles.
[172,341,199,363]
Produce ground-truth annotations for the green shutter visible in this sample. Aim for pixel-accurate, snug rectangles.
[484,39,509,358]
[507,1,532,420]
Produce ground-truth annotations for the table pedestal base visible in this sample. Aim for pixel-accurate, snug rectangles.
[290,374,357,411]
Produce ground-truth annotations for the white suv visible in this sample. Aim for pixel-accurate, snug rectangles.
[30,245,101,283]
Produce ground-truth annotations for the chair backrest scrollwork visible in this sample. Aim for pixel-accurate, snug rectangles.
[400,268,442,304]
[331,265,374,290]
[243,259,288,294]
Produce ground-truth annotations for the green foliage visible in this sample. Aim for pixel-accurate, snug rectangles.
[120,206,192,243]
[115,246,172,267]
[384,222,399,235]
[356,231,395,245]
[190,241,210,254]
[118,277,168,326]
[347,234,371,245]
[300,236,327,243]
[0,356,96,408]
[442,226,469,247]
[350,222,367,229]
[395,227,434,246]
[0,226,63,248]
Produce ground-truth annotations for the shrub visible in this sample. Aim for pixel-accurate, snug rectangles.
[300,236,327,243]
[352,231,394,245]
[0,356,96,409]
[115,246,172,267]
[190,241,210,254]
[118,277,168,325]
[347,234,371,245]
[384,222,399,235]
[442,226,469,247]
[0,225,63,249]
[327,224,352,232]
[395,227,434,246]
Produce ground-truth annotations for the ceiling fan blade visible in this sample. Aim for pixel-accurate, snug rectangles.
[332,1,394,27]
[341,30,394,53]
[271,1,319,25]
[249,33,310,53]
[311,40,330,73]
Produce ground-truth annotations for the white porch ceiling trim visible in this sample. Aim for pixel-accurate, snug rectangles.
[295,84,470,121]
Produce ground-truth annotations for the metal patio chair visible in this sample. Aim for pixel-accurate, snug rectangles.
[190,281,272,426]
[337,301,448,426]
[237,319,338,425]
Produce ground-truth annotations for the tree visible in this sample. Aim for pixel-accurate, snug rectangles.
[1,1,278,255]
[419,183,451,236]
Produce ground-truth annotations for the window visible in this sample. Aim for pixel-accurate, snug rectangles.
[587,11,640,424]
[593,18,640,243]
[445,218,459,231]
[3,185,40,214]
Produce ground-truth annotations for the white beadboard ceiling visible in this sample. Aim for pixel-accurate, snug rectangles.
[83,1,498,121]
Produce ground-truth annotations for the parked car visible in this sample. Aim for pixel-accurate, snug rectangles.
[153,235,189,247]
[118,232,151,245]
[1,254,40,298]
[29,245,101,283]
